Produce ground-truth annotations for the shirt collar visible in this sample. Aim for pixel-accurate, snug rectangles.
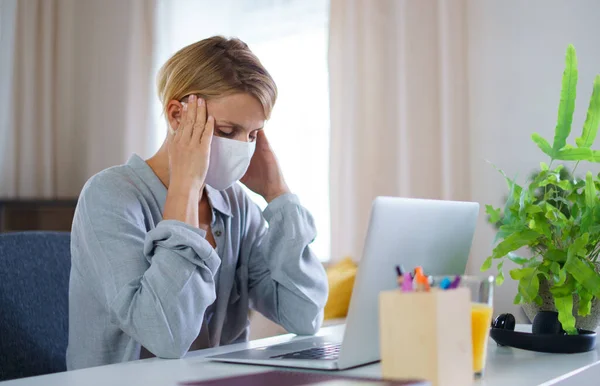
[204,184,233,217]
[126,154,233,218]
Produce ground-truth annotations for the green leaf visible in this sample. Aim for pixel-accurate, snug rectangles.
[571,233,590,257]
[551,277,575,297]
[481,256,493,271]
[553,44,578,153]
[518,187,528,214]
[505,176,523,212]
[556,147,592,161]
[549,262,568,286]
[494,222,528,244]
[540,162,549,171]
[537,263,552,281]
[532,133,554,157]
[538,172,560,187]
[545,202,568,223]
[573,179,586,191]
[507,252,529,265]
[509,267,540,303]
[519,271,540,303]
[529,213,552,239]
[496,260,505,286]
[525,205,543,215]
[556,268,568,286]
[578,288,593,317]
[510,267,536,280]
[576,75,600,148]
[491,229,541,259]
[525,259,543,269]
[565,255,600,297]
[513,292,523,305]
[545,248,567,263]
[585,171,597,209]
[581,207,594,233]
[556,178,573,190]
[554,293,578,335]
[549,261,564,284]
[485,204,502,224]
[593,205,600,221]
[564,235,600,297]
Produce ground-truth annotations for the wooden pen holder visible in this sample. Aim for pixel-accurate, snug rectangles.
[379,288,473,386]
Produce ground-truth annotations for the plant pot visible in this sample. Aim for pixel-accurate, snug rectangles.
[521,273,600,331]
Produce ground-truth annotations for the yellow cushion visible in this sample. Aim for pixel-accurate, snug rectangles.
[323,257,357,320]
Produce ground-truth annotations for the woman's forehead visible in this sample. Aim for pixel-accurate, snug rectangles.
[208,93,265,131]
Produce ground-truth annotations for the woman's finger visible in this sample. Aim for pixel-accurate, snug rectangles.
[172,101,189,139]
[181,94,197,141]
[201,115,215,150]
[192,97,207,144]
[256,129,271,151]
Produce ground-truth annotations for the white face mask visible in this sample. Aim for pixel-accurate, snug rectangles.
[205,136,256,190]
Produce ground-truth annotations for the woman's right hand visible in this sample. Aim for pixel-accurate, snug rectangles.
[163,94,214,227]
[167,94,214,191]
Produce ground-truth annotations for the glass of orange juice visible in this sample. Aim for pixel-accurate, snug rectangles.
[430,275,495,377]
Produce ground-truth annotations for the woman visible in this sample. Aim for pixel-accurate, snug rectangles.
[66,36,328,370]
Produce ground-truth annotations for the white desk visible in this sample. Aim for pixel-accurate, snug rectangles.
[2,324,599,386]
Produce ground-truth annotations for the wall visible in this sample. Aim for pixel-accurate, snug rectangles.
[467,0,600,320]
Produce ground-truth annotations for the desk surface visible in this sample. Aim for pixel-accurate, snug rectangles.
[2,324,599,386]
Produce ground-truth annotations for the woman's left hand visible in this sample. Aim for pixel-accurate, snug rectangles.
[241,130,290,203]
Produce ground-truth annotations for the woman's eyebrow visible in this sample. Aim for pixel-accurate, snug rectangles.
[217,120,244,129]
[217,120,263,131]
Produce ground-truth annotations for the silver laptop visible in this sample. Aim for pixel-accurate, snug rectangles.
[207,196,479,370]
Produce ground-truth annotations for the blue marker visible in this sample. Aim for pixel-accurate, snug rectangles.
[439,277,452,290]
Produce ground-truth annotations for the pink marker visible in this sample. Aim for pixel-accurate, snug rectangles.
[401,273,413,292]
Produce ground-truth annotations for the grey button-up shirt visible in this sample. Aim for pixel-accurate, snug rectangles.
[66,155,328,370]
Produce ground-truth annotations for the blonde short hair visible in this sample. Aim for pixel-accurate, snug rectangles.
[157,36,277,119]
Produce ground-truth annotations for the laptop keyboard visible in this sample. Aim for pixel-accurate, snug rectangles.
[270,343,341,360]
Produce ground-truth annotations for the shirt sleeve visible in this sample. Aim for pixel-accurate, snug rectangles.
[70,172,220,359]
[241,192,329,335]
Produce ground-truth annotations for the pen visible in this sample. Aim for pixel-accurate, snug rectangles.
[401,272,413,292]
[439,277,452,290]
[414,267,430,292]
[395,265,405,288]
[449,275,461,289]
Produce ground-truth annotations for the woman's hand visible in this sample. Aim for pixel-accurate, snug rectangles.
[167,95,214,191]
[241,130,290,203]
[163,95,214,226]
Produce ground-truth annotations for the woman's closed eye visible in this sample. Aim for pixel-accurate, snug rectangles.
[217,126,257,142]
[216,127,235,137]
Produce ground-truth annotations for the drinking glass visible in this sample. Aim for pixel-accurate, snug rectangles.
[430,275,495,377]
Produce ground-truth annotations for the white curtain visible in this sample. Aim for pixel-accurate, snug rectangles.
[0,0,155,198]
[328,0,471,262]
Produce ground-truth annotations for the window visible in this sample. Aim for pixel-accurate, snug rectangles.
[152,0,331,261]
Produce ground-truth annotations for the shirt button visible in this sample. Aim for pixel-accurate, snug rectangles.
[215,230,222,237]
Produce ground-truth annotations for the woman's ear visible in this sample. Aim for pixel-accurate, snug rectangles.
[166,100,184,132]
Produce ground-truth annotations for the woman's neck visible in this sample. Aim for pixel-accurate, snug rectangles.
[146,142,172,189]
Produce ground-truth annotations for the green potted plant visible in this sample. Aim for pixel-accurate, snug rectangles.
[481,44,600,334]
